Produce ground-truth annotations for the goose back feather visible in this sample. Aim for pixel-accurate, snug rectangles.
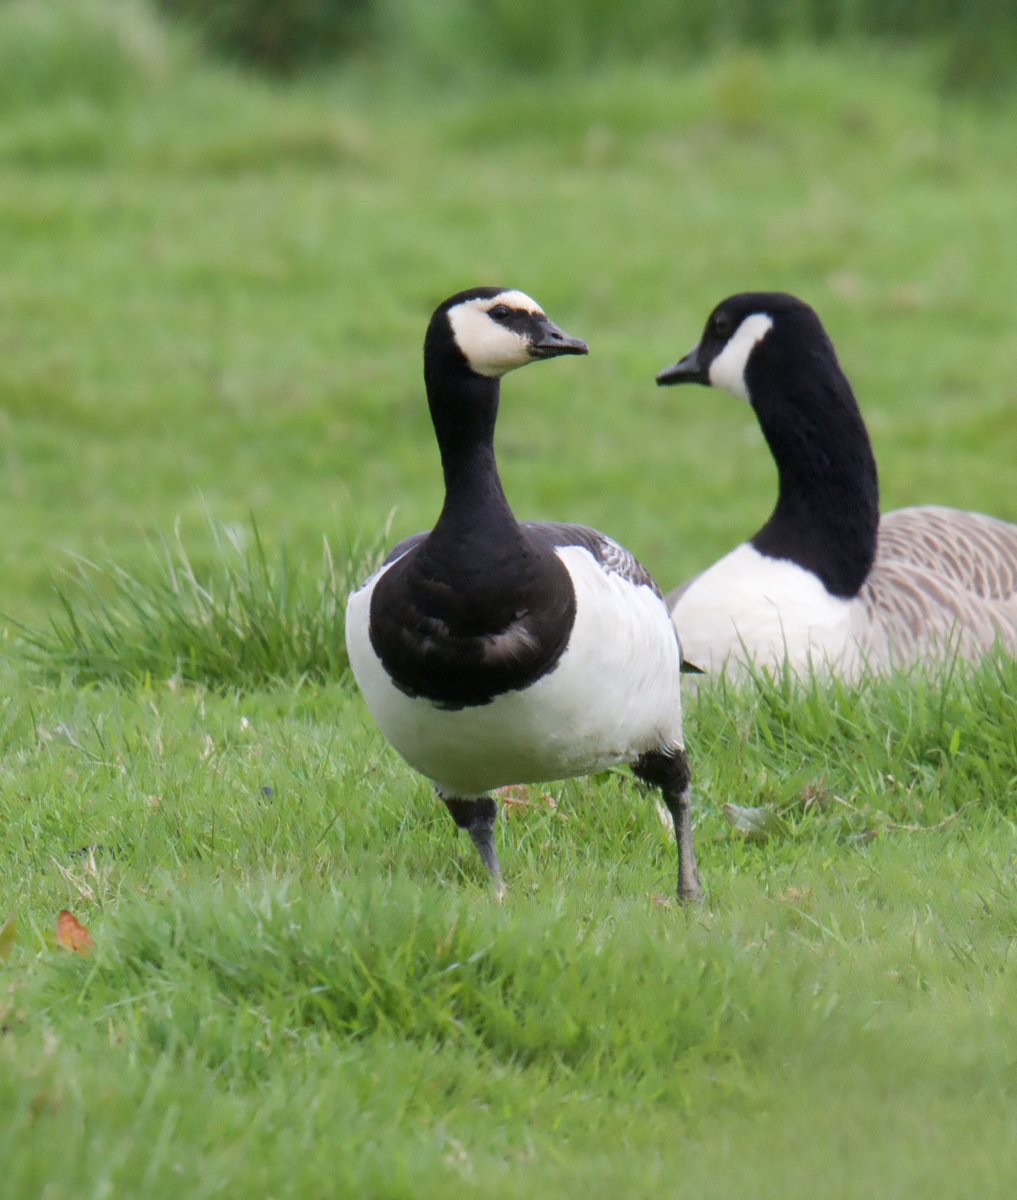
[855,507,1017,668]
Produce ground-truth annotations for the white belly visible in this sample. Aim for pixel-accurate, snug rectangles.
[346,545,684,797]
[671,543,858,677]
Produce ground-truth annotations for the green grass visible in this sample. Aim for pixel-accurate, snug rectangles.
[2,18,1016,620]
[2,3,1017,1196]
[2,661,1016,1197]
[9,516,384,686]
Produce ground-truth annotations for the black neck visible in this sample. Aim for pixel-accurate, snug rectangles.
[748,355,880,597]
[428,359,509,511]
[368,332,576,707]
[422,342,524,571]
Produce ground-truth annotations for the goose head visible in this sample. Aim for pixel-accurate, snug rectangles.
[429,287,588,381]
[655,292,839,405]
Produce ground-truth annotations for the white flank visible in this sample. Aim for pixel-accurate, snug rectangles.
[346,545,683,798]
[447,291,542,378]
[671,543,857,677]
[708,313,774,401]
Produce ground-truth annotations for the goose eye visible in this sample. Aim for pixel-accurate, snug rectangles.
[711,312,733,338]
[489,305,512,321]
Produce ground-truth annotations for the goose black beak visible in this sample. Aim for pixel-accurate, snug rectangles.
[656,343,707,386]
[529,318,589,360]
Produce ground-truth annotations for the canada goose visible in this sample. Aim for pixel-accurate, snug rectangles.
[656,292,1017,677]
[347,287,702,902]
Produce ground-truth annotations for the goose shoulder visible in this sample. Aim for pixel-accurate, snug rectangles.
[524,521,664,597]
[526,522,710,671]
[381,530,427,566]
[856,553,1017,665]
[876,506,1017,602]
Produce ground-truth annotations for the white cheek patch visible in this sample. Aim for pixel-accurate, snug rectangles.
[447,295,539,378]
[708,313,774,400]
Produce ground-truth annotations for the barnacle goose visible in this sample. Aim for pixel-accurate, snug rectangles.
[346,287,702,902]
[656,291,1017,678]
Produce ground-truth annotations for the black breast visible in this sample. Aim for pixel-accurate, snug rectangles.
[368,532,577,709]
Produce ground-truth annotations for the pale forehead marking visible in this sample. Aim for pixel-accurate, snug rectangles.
[708,312,774,401]
[476,289,543,315]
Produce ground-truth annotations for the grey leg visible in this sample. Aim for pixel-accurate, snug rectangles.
[443,795,505,896]
[633,748,703,905]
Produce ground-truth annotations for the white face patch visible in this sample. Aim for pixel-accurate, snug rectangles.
[708,313,774,401]
[447,290,543,378]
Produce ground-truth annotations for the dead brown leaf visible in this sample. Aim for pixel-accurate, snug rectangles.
[56,910,94,956]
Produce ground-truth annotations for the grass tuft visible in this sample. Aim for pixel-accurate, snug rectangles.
[689,650,1017,836]
[8,518,384,688]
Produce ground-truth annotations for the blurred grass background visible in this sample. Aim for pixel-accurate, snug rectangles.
[1,3,1016,1198]
[154,0,1017,91]
[1,0,1015,626]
